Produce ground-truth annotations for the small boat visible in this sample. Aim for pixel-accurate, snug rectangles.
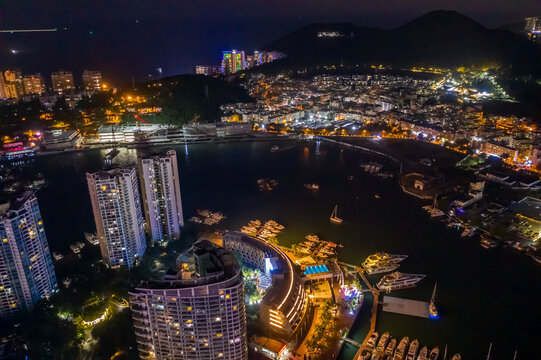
[330,204,343,224]
[366,331,379,350]
[406,339,419,360]
[429,283,438,319]
[428,347,439,360]
[385,338,397,356]
[450,355,461,360]
[375,194,381,199]
[52,252,64,261]
[416,347,428,360]
[304,183,320,190]
[376,332,390,353]
[393,337,409,360]
[270,146,280,152]
[480,236,498,249]
[358,349,372,360]
[84,232,99,245]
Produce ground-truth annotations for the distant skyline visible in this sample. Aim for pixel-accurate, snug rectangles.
[0,0,540,85]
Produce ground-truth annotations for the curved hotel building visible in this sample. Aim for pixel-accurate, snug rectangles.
[223,232,310,343]
[129,240,248,360]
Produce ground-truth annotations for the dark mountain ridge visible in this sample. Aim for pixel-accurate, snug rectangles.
[262,10,541,74]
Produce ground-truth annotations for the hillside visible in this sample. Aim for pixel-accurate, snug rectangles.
[262,10,541,74]
[135,75,253,125]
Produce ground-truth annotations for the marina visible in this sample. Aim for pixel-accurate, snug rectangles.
[21,141,541,359]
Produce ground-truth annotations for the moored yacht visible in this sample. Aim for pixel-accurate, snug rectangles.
[366,332,379,350]
[376,332,390,353]
[393,337,409,360]
[405,339,419,360]
[304,183,320,190]
[330,204,343,224]
[450,355,461,360]
[416,347,428,360]
[366,262,400,275]
[377,272,426,291]
[428,347,439,360]
[385,338,397,357]
[363,252,408,269]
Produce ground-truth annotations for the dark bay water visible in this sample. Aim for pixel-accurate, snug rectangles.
[26,140,541,360]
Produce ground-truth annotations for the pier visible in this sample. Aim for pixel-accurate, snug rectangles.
[318,137,399,162]
[382,296,430,318]
[337,262,381,359]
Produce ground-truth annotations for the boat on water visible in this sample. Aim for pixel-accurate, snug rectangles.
[416,347,428,360]
[428,347,439,360]
[366,262,400,275]
[376,332,390,353]
[428,346,440,360]
[304,183,319,190]
[270,146,280,152]
[480,236,498,249]
[461,226,477,238]
[366,332,379,350]
[377,272,426,291]
[84,232,99,245]
[450,355,461,360]
[330,204,343,224]
[393,337,409,360]
[385,338,397,356]
[363,252,408,268]
[358,349,372,360]
[406,339,419,360]
[429,283,438,319]
[52,251,64,261]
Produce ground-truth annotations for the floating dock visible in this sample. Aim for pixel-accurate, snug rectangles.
[382,296,430,318]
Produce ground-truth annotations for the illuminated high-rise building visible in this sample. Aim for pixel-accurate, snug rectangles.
[525,17,541,42]
[82,70,103,92]
[2,70,24,100]
[221,50,246,74]
[51,71,74,95]
[138,150,184,242]
[130,240,248,360]
[23,74,45,95]
[86,168,146,268]
[0,191,58,319]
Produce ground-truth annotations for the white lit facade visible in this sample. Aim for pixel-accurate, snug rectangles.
[130,240,248,360]
[87,168,146,268]
[138,150,184,242]
[0,191,57,318]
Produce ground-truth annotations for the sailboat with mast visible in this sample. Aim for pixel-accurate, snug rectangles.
[429,282,438,319]
[330,204,343,224]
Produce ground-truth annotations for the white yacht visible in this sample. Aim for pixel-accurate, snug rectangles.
[406,340,419,360]
[376,332,390,353]
[330,204,343,224]
[52,252,64,261]
[385,338,397,357]
[365,262,400,275]
[416,347,428,360]
[362,252,408,268]
[393,337,409,360]
[377,272,426,291]
[304,183,320,190]
[366,332,379,350]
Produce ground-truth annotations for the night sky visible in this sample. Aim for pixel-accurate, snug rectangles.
[0,0,540,85]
